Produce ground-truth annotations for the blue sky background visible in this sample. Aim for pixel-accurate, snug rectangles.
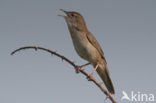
[0,0,156,103]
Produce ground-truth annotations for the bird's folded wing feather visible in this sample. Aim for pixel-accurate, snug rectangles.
[86,31,107,63]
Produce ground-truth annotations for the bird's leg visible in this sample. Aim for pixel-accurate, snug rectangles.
[75,66,82,73]
[80,62,91,68]
[87,64,99,80]
[90,64,99,76]
[75,63,91,73]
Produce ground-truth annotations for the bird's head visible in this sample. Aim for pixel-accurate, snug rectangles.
[58,9,87,31]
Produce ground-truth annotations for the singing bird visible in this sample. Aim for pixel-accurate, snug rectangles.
[59,9,115,94]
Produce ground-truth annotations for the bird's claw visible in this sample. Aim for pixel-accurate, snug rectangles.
[75,66,82,73]
[86,73,94,81]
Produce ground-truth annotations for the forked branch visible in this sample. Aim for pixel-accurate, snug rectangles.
[11,46,116,103]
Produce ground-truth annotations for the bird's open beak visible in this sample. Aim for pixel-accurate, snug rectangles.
[58,9,68,18]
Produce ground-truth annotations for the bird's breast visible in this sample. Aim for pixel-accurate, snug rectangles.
[70,30,99,64]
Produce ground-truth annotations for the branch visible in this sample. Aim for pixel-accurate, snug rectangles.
[11,46,116,103]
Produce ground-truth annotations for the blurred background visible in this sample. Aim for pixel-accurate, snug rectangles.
[0,0,156,103]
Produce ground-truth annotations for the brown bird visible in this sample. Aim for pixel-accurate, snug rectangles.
[59,9,115,94]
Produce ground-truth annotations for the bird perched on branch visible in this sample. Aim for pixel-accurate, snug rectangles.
[59,9,115,94]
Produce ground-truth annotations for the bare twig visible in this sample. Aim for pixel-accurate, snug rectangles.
[11,46,116,103]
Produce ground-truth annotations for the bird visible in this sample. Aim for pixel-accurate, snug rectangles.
[59,9,115,94]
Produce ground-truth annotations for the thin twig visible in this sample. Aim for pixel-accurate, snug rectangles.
[11,46,116,103]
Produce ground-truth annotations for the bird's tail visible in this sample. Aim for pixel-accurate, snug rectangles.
[96,64,115,94]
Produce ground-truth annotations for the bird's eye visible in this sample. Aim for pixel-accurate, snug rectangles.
[71,14,74,17]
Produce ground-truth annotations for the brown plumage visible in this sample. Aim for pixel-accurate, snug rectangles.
[59,9,115,94]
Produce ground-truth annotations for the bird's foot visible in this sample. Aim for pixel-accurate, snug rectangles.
[75,63,91,73]
[86,73,94,81]
[75,66,82,73]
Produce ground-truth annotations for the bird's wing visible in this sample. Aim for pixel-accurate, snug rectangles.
[86,31,107,63]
